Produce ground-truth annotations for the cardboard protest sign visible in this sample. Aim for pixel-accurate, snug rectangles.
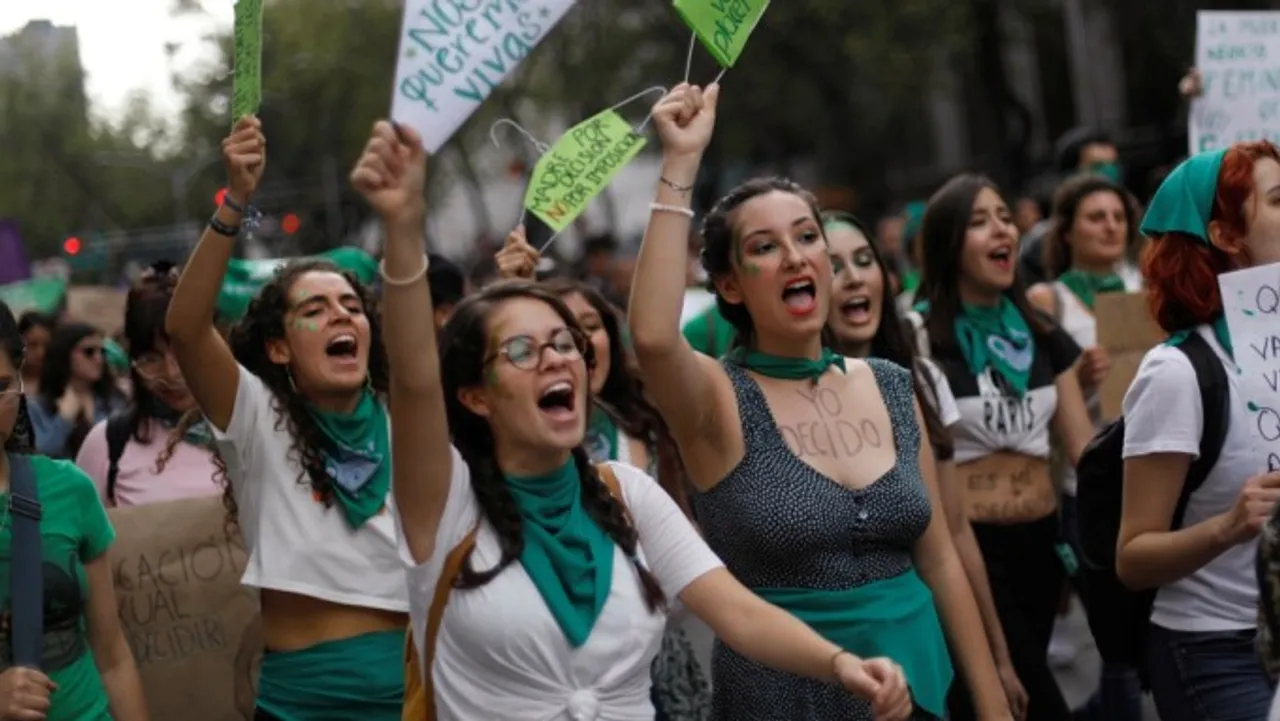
[524,109,646,233]
[391,0,578,154]
[1190,10,1280,154]
[674,0,770,68]
[65,286,128,337]
[232,0,264,123]
[1220,264,1280,471]
[0,277,67,316]
[1095,292,1164,421]
[110,496,262,721]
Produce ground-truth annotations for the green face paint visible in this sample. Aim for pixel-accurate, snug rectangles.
[291,318,320,332]
[743,262,761,276]
[484,365,499,388]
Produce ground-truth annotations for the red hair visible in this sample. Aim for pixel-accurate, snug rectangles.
[1144,140,1280,333]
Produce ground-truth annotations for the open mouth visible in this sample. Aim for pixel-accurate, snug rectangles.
[988,246,1013,272]
[536,380,577,421]
[781,277,817,316]
[839,296,873,324]
[324,334,359,360]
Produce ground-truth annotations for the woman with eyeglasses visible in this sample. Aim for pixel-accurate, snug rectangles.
[74,263,220,508]
[28,322,126,458]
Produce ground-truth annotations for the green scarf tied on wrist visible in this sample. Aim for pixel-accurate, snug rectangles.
[310,391,391,529]
[954,297,1034,395]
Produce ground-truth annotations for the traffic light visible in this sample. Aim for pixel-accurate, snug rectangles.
[63,236,82,256]
[281,213,301,235]
[214,188,228,207]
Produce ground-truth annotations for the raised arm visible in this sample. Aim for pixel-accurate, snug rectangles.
[494,225,539,281]
[165,117,265,431]
[350,122,451,564]
[628,84,738,480]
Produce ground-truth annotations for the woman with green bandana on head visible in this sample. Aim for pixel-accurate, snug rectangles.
[165,116,407,720]
[629,83,1012,721]
[823,211,1030,720]
[494,225,711,719]
[356,120,913,721]
[1117,141,1280,721]
[913,174,1096,721]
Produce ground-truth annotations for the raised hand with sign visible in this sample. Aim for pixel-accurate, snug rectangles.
[495,225,540,281]
[349,122,427,231]
[652,83,720,162]
[223,116,266,207]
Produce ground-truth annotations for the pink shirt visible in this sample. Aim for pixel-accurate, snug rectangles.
[75,418,222,508]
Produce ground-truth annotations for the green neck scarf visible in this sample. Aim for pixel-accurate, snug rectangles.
[583,404,620,463]
[310,391,391,529]
[505,458,614,648]
[726,347,846,381]
[1058,269,1126,310]
[954,297,1035,395]
[1167,316,1235,360]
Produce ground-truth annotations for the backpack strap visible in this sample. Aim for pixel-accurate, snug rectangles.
[1171,331,1231,528]
[104,409,133,504]
[403,462,630,719]
[7,452,43,668]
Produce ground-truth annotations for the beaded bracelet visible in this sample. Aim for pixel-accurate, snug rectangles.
[208,215,240,237]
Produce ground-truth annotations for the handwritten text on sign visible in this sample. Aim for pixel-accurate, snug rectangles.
[1190,11,1280,154]
[1220,264,1280,472]
[392,0,577,154]
[525,109,646,233]
[673,0,769,69]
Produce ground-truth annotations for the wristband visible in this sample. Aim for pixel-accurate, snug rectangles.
[209,215,240,237]
[221,193,247,214]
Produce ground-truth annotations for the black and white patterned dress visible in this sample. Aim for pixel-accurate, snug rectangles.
[693,358,936,720]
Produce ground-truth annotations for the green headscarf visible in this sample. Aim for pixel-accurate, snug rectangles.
[1140,149,1228,244]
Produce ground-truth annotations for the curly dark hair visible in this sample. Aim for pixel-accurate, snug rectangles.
[210,259,390,529]
[821,211,955,461]
[438,280,665,611]
[542,277,693,518]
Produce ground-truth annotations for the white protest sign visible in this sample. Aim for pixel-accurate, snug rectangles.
[1190,10,1280,155]
[391,0,577,154]
[1220,263,1280,472]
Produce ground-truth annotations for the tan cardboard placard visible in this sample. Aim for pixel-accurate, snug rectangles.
[1095,292,1165,421]
[66,286,128,337]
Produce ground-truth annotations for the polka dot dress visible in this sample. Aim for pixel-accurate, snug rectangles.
[693,358,937,721]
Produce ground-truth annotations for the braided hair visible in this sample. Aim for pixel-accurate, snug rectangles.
[438,280,665,611]
[210,259,389,529]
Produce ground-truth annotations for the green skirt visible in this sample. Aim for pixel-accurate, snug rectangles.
[756,568,953,717]
[256,629,405,721]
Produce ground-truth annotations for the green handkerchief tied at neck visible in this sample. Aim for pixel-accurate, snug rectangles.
[506,459,615,648]
[954,297,1034,395]
[310,391,391,529]
[726,347,847,381]
[1057,269,1126,310]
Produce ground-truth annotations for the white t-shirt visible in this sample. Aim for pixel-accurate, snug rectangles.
[1122,325,1258,631]
[212,365,408,612]
[401,453,722,720]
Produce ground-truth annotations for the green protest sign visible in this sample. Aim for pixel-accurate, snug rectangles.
[524,110,647,233]
[0,277,68,316]
[231,0,264,123]
[216,248,378,321]
[673,0,769,68]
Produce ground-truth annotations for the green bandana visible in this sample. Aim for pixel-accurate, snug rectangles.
[1167,316,1235,361]
[1057,269,1126,310]
[583,405,620,463]
[903,200,927,244]
[310,392,391,529]
[1140,149,1228,244]
[726,347,847,381]
[954,298,1034,395]
[1085,161,1123,184]
[506,459,614,648]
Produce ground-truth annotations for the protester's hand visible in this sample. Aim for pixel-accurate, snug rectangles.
[1221,471,1280,544]
[1078,346,1111,389]
[222,116,266,205]
[997,662,1028,721]
[495,225,539,280]
[652,82,720,160]
[55,387,81,423]
[834,654,912,721]
[350,121,428,229]
[0,667,56,721]
[1179,68,1203,100]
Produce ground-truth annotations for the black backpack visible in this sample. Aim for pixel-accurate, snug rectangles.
[1075,331,1229,680]
[104,408,135,504]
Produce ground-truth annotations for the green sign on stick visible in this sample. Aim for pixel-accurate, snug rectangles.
[232,0,264,123]
[524,109,647,233]
[216,248,378,321]
[0,277,68,316]
[673,0,770,68]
